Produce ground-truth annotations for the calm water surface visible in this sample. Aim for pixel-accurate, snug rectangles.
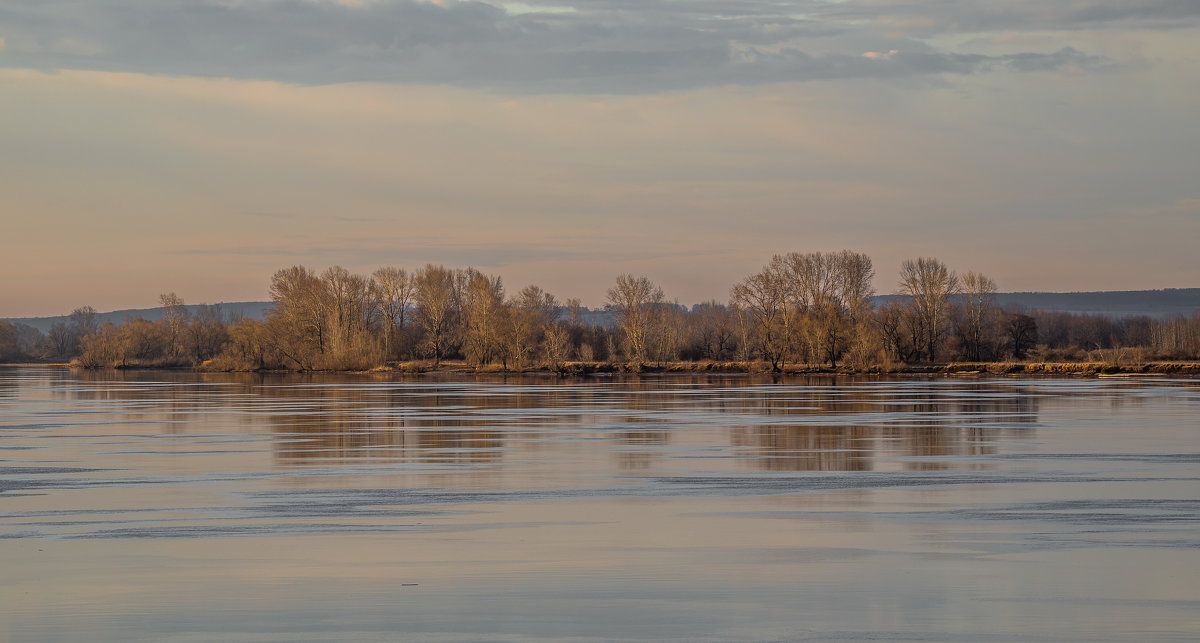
[1,366,1198,641]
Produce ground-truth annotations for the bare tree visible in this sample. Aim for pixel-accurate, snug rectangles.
[898,257,960,362]
[1007,313,1038,359]
[413,264,462,365]
[687,302,738,360]
[648,301,684,364]
[778,250,875,366]
[544,323,571,369]
[320,266,379,367]
[834,250,876,323]
[462,269,507,367]
[70,306,99,339]
[185,304,228,363]
[959,271,998,361]
[222,318,275,369]
[1151,312,1200,358]
[606,275,665,365]
[730,262,792,371]
[564,297,585,359]
[372,267,414,360]
[508,284,558,368]
[159,293,188,360]
[0,321,19,361]
[76,322,123,367]
[44,322,77,359]
[267,265,327,370]
[874,300,918,362]
[117,317,169,364]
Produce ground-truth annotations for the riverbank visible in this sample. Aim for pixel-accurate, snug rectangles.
[477,360,1200,376]
[7,360,1199,376]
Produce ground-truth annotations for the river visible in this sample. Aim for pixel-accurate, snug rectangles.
[1,366,1197,641]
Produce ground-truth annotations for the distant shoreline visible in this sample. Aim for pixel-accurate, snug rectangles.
[6,361,1199,377]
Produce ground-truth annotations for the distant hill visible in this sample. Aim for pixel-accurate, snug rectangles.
[5,302,277,333]
[871,288,1200,319]
[3,301,617,332]
[6,289,1198,332]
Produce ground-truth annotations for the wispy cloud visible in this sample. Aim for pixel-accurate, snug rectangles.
[332,215,392,222]
[242,211,297,220]
[0,0,1150,93]
[175,236,723,267]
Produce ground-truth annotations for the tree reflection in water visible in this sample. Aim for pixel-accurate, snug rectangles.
[37,371,1050,473]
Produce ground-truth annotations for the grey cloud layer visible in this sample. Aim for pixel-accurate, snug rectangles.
[1,0,1183,92]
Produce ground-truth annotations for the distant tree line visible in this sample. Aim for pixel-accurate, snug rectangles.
[4,252,1199,370]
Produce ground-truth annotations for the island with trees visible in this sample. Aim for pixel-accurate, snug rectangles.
[2,251,1198,375]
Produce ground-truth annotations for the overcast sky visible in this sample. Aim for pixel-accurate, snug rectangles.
[2,0,1198,316]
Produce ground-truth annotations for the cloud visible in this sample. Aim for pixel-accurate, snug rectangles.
[332,215,392,222]
[836,0,1200,38]
[1130,197,1200,219]
[2,53,1198,313]
[175,236,721,268]
[243,211,298,220]
[0,0,1147,92]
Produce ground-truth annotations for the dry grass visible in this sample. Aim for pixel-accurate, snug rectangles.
[75,356,1200,377]
[945,361,1200,376]
[395,361,435,373]
[73,357,194,370]
[1145,362,1200,374]
[197,356,259,372]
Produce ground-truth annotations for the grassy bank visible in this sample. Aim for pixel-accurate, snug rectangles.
[197,359,1200,376]
[9,360,1197,377]
[938,361,1200,376]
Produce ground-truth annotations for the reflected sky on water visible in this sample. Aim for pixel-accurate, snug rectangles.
[1,367,1198,641]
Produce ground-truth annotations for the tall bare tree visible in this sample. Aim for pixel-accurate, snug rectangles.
[606,274,664,364]
[509,284,557,368]
[159,293,187,359]
[185,304,228,363]
[267,265,327,369]
[70,306,99,339]
[959,271,998,361]
[372,267,414,360]
[833,250,876,322]
[320,266,378,366]
[413,264,462,365]
[775,250,875,366]
[543,322,571,369]
[462,269,507,367]
[687,302,738,360]
[648,301,685,364]
[730,261,792,371]
[898,257,960,362]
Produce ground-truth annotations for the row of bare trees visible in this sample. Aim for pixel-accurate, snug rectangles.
[241,265,570,370]
[11,251,1194,371]
[727,252,1033,370]
[74,296,228,368]
[730,251,876,370]
[1,306,101,360]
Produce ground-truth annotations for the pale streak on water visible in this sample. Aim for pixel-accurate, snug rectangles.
[1,366,1198,642]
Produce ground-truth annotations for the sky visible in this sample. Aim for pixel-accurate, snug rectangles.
[2,0,1198,317]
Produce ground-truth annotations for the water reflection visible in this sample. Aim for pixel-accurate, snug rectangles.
[5,367,1200,643]
[22,369,1054,473]
[0,369,17,399]
[27,371,1199,479]
[731,425,874,471]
